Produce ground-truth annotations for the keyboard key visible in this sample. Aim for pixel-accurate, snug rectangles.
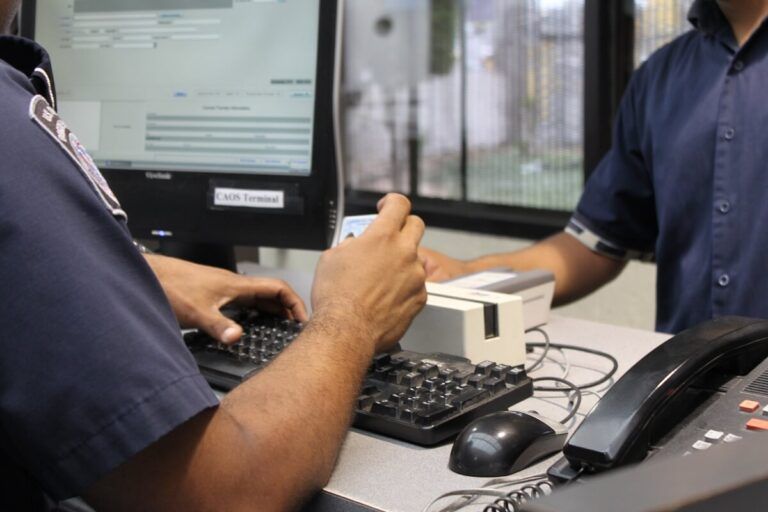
[357,395,374,411]
[445,381,460,393]
[361,384,381,397]
[415,405,456,425]
[474,360,495,376]
[389,393,406,406]
[373,365,393,380]
[490,364,511,380]
[403,361,419,371]
[399,408,417,423]
[416,363,439,379]
[452,369,474,385]
[402,372,425,388]
[468,374,486,388]
[424,378,445,391]
[505,367,526,385]
[483,377,506,394]
[372,353,391,368]
[389,356,408,369]
[450,388,490,410]
[371,400,399,417]
[389,369,409,385]
[439,368,458,381]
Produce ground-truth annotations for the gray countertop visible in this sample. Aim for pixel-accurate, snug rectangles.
[314,315,670,512]
[237,263,670,512]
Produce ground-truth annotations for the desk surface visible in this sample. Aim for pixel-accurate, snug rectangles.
[238,263,670,512]
[310,315,670,512]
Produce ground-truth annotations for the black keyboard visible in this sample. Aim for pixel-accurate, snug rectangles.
[184,310,533,446]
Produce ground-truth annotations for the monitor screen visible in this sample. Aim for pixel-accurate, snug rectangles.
[22,0,342,265]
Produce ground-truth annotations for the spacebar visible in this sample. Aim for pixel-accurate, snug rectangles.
[193,352,261,382]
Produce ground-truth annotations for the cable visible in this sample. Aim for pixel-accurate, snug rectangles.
[524,327,551,373]
[421,475,550,512]
[526,341,618,390]
[542,347,571,380]
[483,480,555,512]
[532,376,582,424]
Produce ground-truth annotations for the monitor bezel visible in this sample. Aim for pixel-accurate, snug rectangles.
[20,0,343,253]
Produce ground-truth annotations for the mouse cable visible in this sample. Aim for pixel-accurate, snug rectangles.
[526,341,618,390]
[420,474,550,512]
[524,327,551,373]
[531,376,582,424]
[542,348,571,380]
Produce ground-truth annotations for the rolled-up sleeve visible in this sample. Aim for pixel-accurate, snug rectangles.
[566,65,657,262]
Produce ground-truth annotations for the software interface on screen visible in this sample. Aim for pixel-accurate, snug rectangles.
[34,0,320,176]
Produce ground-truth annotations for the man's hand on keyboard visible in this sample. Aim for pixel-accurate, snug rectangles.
[145,254,308,344]
[311,193,427,353]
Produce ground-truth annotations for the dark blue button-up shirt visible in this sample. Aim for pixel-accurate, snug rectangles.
[0,36,217,509]
[567,0,768,333]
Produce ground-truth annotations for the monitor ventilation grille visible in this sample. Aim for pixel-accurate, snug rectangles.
[744,370,768,397]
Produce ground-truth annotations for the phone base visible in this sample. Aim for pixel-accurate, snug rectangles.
[546,456,584,484]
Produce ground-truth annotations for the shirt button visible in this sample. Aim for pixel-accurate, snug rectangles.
[717,201,731,214]
[724,127,735,140]
[718,273,731,287]
[733,60,745,72]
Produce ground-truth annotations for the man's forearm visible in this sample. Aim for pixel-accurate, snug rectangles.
[218,311,375,508]
[465,232,626,305]
[86,312,376,512]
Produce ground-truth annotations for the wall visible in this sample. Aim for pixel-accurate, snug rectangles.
[247,226,657,331]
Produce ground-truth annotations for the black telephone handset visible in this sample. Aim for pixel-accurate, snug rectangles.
[549,316,768,482]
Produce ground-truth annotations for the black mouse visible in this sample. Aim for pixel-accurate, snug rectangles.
[449,411,568,477]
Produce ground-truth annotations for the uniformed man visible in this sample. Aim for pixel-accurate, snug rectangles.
[0,1,427,510]
[422,0,768,334]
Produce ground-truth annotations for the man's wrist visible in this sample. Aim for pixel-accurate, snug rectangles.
[308,304,377,359]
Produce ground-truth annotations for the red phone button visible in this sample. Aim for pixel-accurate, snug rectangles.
[747,418,768,430]
[740,400,760,413]
[746,419,768,431]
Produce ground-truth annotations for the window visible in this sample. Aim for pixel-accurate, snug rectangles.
[343,0,584,214]
[635,0,695,65]
[341,1,700,237]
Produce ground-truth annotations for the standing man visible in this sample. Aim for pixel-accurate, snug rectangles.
[0,1,427,510]
[422,0,768,334]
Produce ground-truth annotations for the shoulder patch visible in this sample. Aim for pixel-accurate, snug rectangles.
[28,95,127,220]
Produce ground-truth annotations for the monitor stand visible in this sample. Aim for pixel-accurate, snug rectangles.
[157,240,241,272]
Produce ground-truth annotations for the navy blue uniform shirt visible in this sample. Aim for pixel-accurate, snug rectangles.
[567,0,768,333]
[0,36,218,509]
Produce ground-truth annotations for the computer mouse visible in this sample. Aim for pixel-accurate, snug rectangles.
[449,411,568,477]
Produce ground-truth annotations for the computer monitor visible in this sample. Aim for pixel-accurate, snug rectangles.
[21,0,343,269]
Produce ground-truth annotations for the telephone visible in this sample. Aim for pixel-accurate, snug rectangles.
[548,316,768,482]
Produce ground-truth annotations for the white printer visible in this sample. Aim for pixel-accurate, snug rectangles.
[446,269,555,330]
[398,271,554,366]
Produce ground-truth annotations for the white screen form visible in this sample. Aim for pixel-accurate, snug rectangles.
[34,0,320,176]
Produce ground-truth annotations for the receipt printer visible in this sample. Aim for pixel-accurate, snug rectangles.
[446,270,555,330]
[399,283,525,367]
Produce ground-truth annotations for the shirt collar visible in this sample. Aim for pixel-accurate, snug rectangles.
[688,0,740,51]
[0,36,57,109]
